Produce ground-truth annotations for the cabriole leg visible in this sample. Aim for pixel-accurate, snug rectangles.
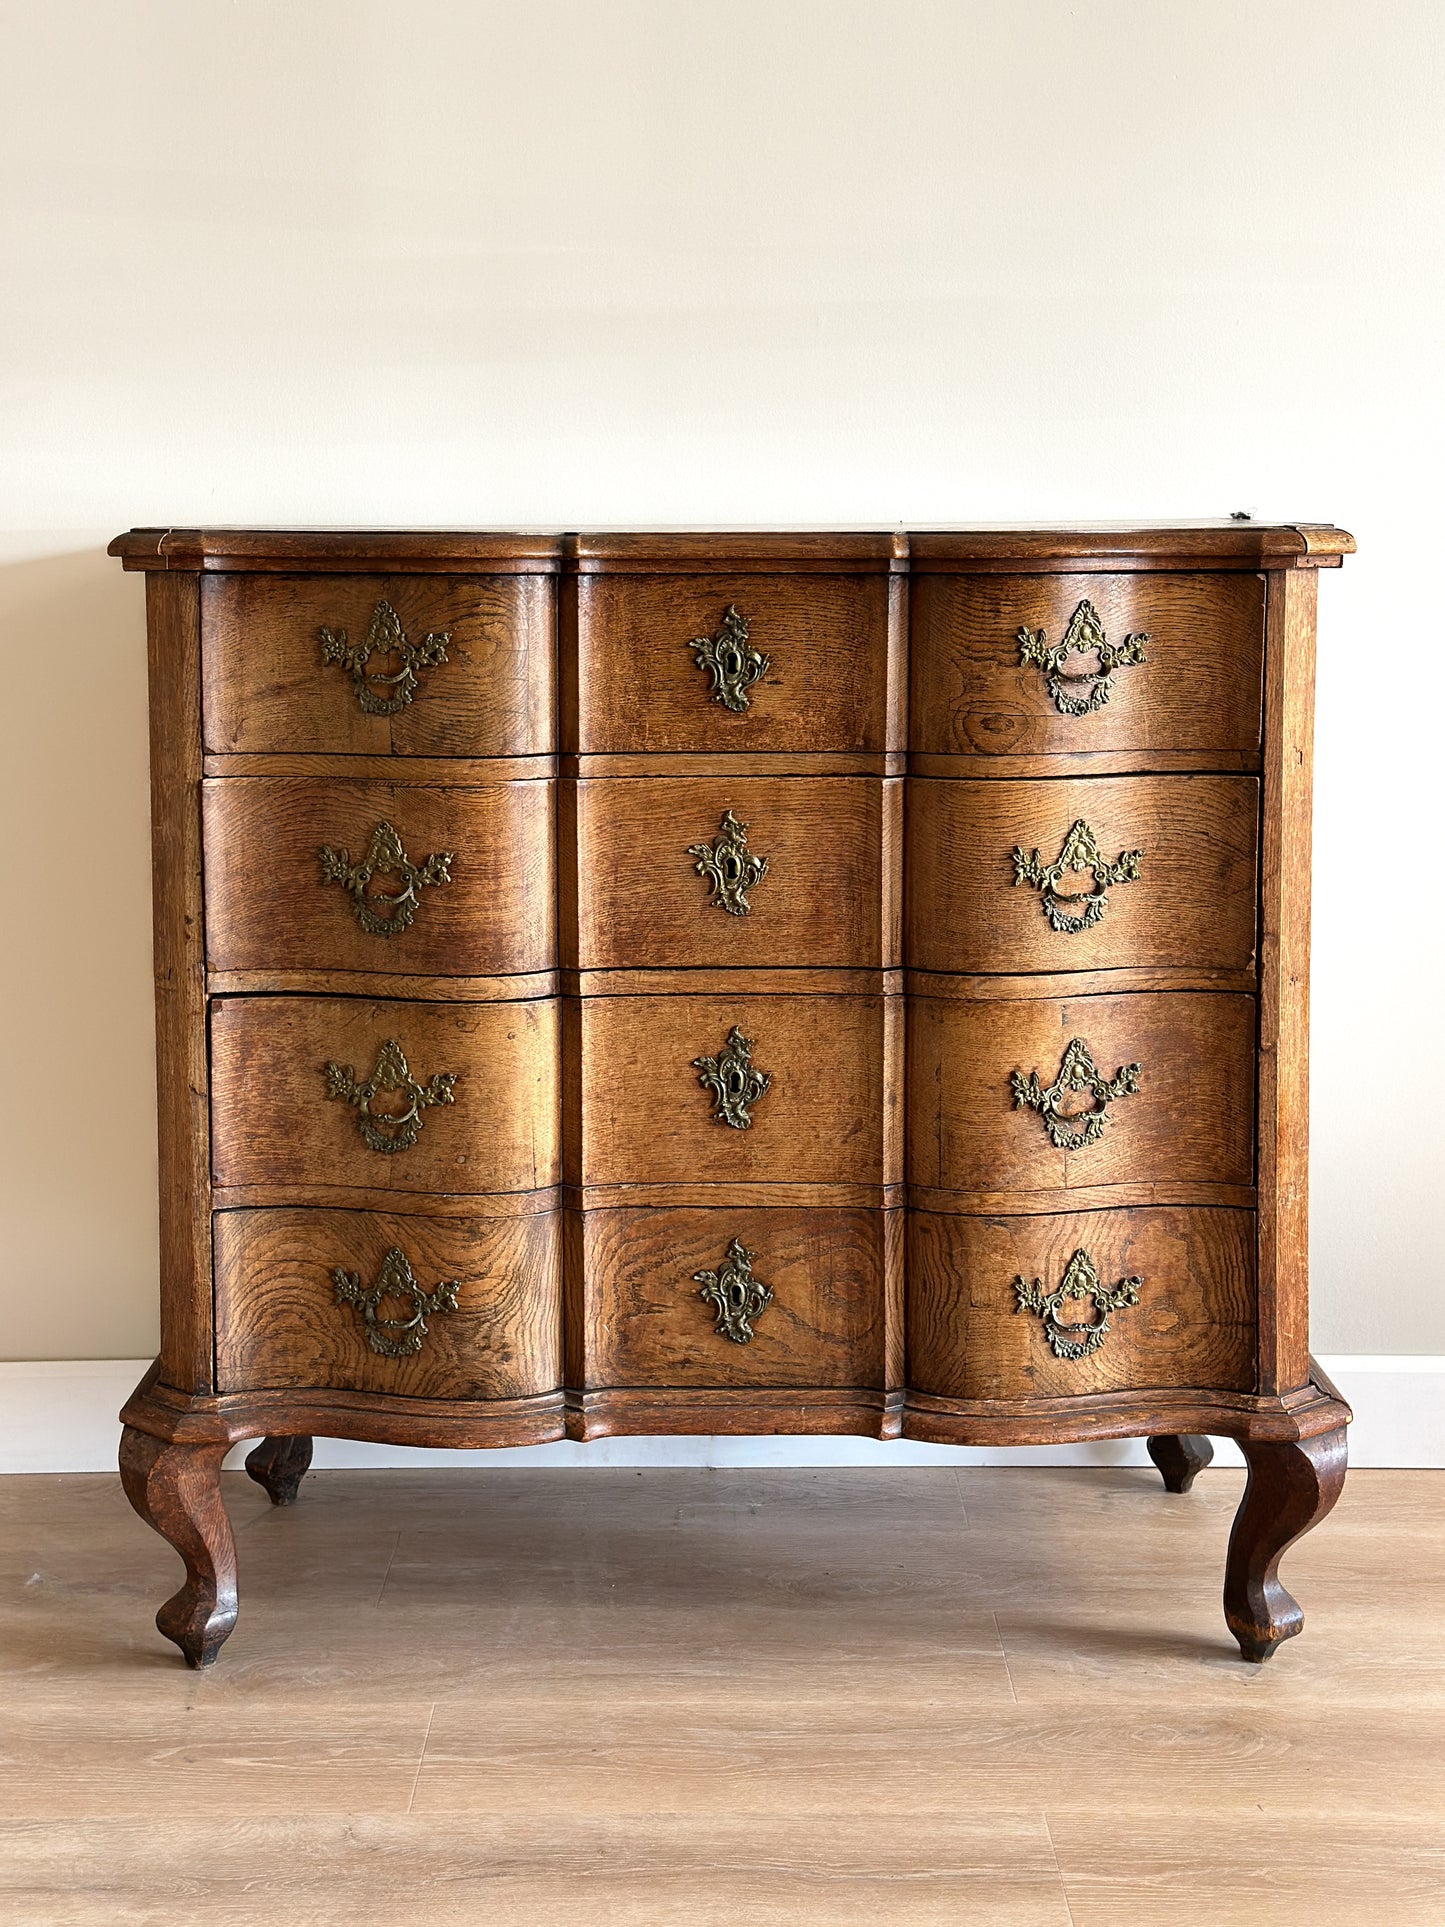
[1147,1433,1214,1493]
[245,1435,314,1506]
[1224,1427,1347,1663]
[119,1425,237,1668]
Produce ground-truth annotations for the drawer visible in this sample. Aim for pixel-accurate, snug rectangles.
[569,573,894,752]
[577,1206,889,1388]
[214,1206,561,1399]
[201,573,555,756]
[907,1206,1256,1398]
[906,990,1255,1198]
[210,996,559,1195]
[906,775,1257,976]
[570,991,900,1189]
[909,572,1264,761]
[567,775,899,969]
[203,777,554,977]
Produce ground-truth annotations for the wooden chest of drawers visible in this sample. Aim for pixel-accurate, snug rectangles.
[110,521,1353,1669]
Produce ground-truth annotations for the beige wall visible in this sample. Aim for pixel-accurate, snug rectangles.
[2,1,1440,1358]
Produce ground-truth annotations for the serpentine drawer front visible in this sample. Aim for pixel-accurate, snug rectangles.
[112,521,1354,1670]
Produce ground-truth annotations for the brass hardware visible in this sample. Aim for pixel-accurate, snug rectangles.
[1018,598,1147,716]
[693,1025,771,1130]
[1014,1248,1141,1359]
[323,1038,458,1154]
[689,604,769,712]
[1010,1037,1140,1150]
[319,819,453,937]
[687,808,769,916]
[319,599,449,715]
[1012,818,1142,933]
[333,1247,461,1358]
[694,1238,773,1344]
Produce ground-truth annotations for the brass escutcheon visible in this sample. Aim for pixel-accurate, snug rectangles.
[1014,1248,1142,1359]
[1017,598,1147,716]
[1012,818,1142,933]
[694,1238,773,1344]
[319,600,449,715]
[1010,1037,1141,1150]
[332,1247,461,1358]
[687,808,769,916]
[319,819,453,938]
[692,1025,772,1130]
[689,605,769,711]
[323,1038,458,1154]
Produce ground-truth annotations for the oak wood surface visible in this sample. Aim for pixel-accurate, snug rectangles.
[906,1207,1256,1401]
[202,775,554,977]
[214,1208,562,1400]
[117,1428,235,1667]
[204,753,556,783]
[909,571,1264,760]
[1225,1427,1348,1660]
[243,1434,313,1505]
[209,996,559,1196]
[906,774,1259,976]
[1147,1432,1215,1492]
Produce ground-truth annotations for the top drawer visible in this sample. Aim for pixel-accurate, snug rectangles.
[201,573,556,757]
[909,572,1264,763]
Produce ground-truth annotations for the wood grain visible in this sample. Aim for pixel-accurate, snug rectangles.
[214,1207,562,1400]
[906,775,1259,975]
[202,775,554,976]
[906,1206,1256,1400]
[909,571,1264,760]
[209,996,559,1196]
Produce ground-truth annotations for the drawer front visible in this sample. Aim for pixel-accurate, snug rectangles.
[907,1207,1256,1397]
[202,573,555,756]
[210,996,559,1195]
[570,776,898,969]
[906,991,1255,1197]
[578,1206,889,1388]
[906,775,1258,975]
[203,777,554,976]
[570,573,893,752]
[214,1206,561,1398]
[909,572,1264,760]
[572,992,899,1188]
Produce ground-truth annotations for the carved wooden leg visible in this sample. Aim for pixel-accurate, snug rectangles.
[1224,1427,1347,1663]
[119,1425,237,1668]
[245,1435,314,1506]
[1147,1434,1214,1493]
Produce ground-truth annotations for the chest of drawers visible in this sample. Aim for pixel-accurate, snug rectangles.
[110,521,1353,1669]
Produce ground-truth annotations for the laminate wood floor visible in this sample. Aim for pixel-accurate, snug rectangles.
[0,1465,1440,1925]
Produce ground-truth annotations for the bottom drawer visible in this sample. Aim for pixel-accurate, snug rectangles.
[576,1207,893,1389]
[214,1206,561,1399]
[907,1207,1255,1400]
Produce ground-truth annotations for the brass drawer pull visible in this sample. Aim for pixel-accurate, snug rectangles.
[1015,1248,1141,1359]
[693,1025,771,1130]
[1011,1037,1140,1150]
[688,808,769,916]
[1013,818,1141,932]
[320,819,453,937]
[1018,598,1147,716]
[333,1247,460,1358]
[320,599,449,715]
[323,1038,458,1153]
[690,605,769,712]
[694,1238,773,1344]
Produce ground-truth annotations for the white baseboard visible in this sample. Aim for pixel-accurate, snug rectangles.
[0,1356,1439,1473]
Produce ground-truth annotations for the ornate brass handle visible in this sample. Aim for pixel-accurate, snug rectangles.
[1011,1037,1140,1150]
[687,808,769,916]
[323,1038,457,1153]
[320,600,449,715]
[693,1025,772,1130]
[319,820,453,937]
[1012,818,1141,932]
[1018,598,1147,716]
[694,1238,773,1344]
[333,1247,460,1357]
[1014,1248,1141,1358]
[689,605,769,712]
